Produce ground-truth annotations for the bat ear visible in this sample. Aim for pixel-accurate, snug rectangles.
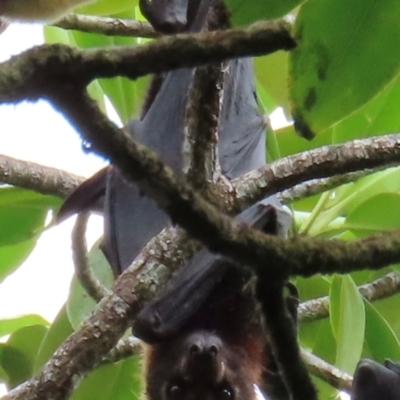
[237,197,292,238]
[57,167,107,223]
[384,359,400,376]
[139,0,188,33]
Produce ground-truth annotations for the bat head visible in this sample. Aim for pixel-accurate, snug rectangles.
[146,330,258,400]
[352,358,400,400]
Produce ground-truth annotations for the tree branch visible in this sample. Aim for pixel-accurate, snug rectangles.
[102,337,142,365]
[301,349,353,392]
[0,154,84,198]
[53,14,159,38]
[184,63,223,187]
[71,212,110,302]
[233,134,400,210]
[279,168,382,204]
[299,271,400,322]
[0,19,294,103]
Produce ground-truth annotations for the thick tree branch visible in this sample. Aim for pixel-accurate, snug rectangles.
[0,19,294,103]
[72,212,110,302]
[233,134,400,210]
[184,63,223,187]
[299,271,400,322]
[54,14,159,38]
[0,154,84,198]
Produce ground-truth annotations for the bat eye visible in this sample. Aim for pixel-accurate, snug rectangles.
[219,387,234,400]
[166,383,184,399]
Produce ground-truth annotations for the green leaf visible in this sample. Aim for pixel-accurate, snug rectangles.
[330,73,400,144]
[0,187,59,245]
[255,51,290,113]
[69,8,150,123]
[0,238,40,282]
[344,193,400,236]
[364,300,400,362]
[0,315,49,338]
[329,275,365,373]
[225,0,304,24]
[71,356,143,400]
[34,306,73,372]
[0,325,48,388]
[290,0,400,137]
[267,124,332,161]
[77,0,137,16]
[305,167,400,236]
[67,242,114,330]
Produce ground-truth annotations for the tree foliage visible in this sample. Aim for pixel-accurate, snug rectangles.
[1,0,400,399]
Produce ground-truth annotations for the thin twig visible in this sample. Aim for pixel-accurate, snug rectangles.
[299,271,400,322]
[72,211,110,302]
[279,168,383,203]
[54,14,159,38]
[102,337,143,364]
[301,348,353,392]
[0,154,85,198]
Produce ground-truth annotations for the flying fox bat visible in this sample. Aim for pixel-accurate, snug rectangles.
[58,1,295,399]
[134,198,294,400]
[58,0,288,275]
[352,358,400,400]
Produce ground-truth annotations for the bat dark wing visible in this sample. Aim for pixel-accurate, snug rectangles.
[101,69,193,272]
[352,358,400,400]
[218,58,267,179]
[57,167,107,223]
[134,198,292,343]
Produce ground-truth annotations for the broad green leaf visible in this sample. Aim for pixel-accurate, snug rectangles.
[43,25,71,44]
[290,0,400,137]
[255,52,290,113]
[225,0,304,25]
[0,315,49,338]
[344,193,400,236]
[305,167,400,236]
[0,238,40,283]
[310,376,339,400]
[295,274,330,302]
[0,345,29,389]
[67,242,114,330]
[329,275,365,373]
[70,25,149,123]
[267,124,332,161]
[0,187,59,245]
[77,0,137,16]
[0,364,7,383]
[0,325,48,388]
[70,356,142,400]
[34,306,73,372]
[365,300,400,362]
[331,74,400,144]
